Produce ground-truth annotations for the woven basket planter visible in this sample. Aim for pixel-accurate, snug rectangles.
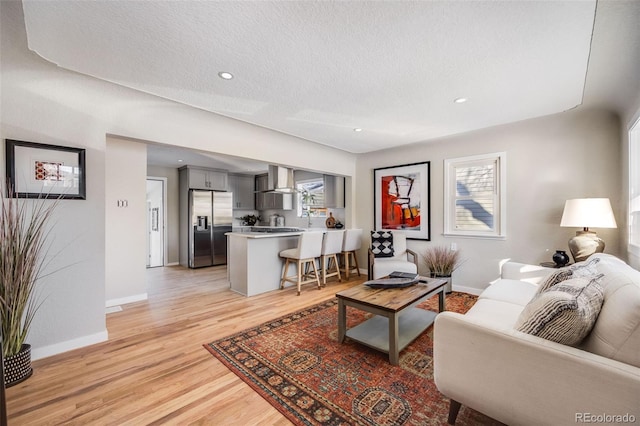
[3,344,33,387]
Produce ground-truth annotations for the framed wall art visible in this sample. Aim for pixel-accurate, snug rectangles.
[5,139,86,199]
[373,161,430,240]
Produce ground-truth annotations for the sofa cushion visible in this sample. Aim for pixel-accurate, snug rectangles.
[535,258,601,294]
[464,298,525,329]
[500,262,555,285]
[515,275,604,345]
[479,279,538,306]
[580,255,640,368]
[371,230,394,257]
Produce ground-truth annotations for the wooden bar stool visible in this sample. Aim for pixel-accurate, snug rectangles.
[279,231,324,295]
[319,230,345,286]
[341,229,362,279]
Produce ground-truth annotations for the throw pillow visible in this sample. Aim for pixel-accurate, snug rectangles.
[535,257,601,295]
[371,230,394,257]
[515,275,604,345]
[569,257,601,277]
[536,268,574,294]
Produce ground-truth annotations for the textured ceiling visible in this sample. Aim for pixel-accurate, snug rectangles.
[20,0,610,156]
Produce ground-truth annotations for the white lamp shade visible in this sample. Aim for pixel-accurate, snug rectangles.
[560,198,617,229]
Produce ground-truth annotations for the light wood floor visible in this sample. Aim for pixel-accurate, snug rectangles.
[6,265,366,425]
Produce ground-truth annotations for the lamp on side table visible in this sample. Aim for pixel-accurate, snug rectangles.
[560,198,617,263]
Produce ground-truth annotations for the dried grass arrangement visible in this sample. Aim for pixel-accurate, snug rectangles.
[0,187,58,358]
[423,245,461,277]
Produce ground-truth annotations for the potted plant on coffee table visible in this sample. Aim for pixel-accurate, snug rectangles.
[423,246,461,294]
[0,188,58,387]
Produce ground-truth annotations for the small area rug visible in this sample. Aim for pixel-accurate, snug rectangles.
[205,292,501,425]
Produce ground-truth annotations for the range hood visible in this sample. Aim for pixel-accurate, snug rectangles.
[266,165,296,193]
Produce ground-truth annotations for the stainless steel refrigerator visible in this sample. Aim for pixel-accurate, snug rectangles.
[189,190,232,268]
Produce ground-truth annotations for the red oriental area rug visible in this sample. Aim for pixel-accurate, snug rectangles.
[205,292,502,425]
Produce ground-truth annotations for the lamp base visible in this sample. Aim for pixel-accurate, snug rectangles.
[568,231,605,263]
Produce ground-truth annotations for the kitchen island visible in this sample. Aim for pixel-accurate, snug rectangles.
[226,229,304,296]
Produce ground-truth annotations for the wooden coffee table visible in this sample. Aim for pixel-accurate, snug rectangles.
[336,277,447,365]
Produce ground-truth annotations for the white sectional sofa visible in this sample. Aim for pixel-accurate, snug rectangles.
[433,253,640,425]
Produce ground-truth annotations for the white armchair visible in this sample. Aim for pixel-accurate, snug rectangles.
[367,231,418,279]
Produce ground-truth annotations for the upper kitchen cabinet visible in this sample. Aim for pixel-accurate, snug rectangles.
[181,166,228,191]
[324,175,345,208]
[255,173,269,193]
[228,173,255,210]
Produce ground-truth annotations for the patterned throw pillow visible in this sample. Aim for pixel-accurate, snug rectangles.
[371,230,394,257]
[535,257,601,295]
[515,275,605,345]
[570,257,601,277]
[536,268,574,294]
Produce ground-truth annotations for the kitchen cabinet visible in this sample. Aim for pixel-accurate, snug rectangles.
[255,174,293,210]
[324,175,345,208]
[181,166,228,191]
[228,173,255,210]
[255,173,269,192]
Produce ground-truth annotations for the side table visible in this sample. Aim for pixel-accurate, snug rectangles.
[539,262,573,268]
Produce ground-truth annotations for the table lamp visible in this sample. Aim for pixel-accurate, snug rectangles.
[560,198,617,262]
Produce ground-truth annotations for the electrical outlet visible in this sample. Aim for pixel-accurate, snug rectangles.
[450,243,457,251]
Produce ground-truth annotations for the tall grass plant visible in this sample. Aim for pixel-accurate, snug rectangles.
[423,245,461,277]
[0,188,58,357]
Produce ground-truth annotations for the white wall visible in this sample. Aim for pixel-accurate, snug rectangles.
[1,2,109,359]
[0,1,357,358]
[356,108,622,293]
[623,97,640,270]
[105,137,147,305]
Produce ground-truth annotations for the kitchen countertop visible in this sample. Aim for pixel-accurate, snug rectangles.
[227,227,345,239]
[227,231,305,239]
[228,225,304,238]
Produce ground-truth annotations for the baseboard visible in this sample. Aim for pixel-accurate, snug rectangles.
[165,262,179,266]
[105,293,148,308]
[31,330,109,361]
[452,284,484,296]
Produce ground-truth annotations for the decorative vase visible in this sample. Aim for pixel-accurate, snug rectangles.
[552,250,570,267]
[3,344,33,387]
[325,212,336,228]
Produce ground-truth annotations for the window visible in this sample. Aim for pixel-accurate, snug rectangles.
[444,152,506,238]
[297,178,327,218]
[630,116,640,254]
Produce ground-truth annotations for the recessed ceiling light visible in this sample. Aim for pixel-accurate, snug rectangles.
[218,72,234,80]
[454,97,468,104]
[178,159,183,162]
[353,128,363,132]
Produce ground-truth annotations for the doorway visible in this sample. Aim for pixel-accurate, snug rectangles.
[146,177,167,268]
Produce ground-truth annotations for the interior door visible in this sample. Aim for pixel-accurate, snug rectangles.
[146,178,165,268]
